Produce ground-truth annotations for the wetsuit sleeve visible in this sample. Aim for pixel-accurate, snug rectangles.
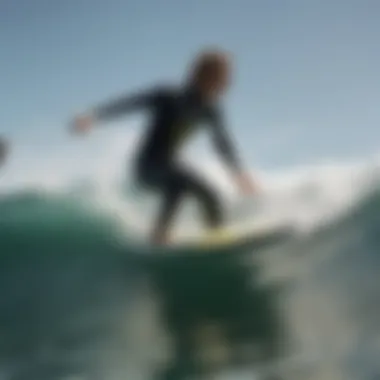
[209,107,242,173]
[92,87,164,122]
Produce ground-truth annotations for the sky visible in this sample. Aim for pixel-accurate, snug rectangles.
[1,0,380,168]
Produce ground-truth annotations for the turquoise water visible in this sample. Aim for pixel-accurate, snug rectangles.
[1,161,380,379]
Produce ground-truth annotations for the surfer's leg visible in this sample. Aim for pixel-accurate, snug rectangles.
[163,165,223,229]
[180,168,223,228]
[139,162,223,243]
[152,186,182,244]
[136,161,182,244]
[151,171,222,243]
[197,185,223,228]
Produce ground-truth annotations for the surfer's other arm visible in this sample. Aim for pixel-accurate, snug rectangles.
[70,87,164,135]
[209,107,242,170]
[209,108,258,194]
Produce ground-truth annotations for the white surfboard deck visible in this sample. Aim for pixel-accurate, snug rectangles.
[101,190,295,254]
[158,217,294,253]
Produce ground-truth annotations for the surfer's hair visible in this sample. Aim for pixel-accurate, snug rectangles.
[188,47,231,85]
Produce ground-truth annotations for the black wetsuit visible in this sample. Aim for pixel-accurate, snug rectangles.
[94,85,241,232]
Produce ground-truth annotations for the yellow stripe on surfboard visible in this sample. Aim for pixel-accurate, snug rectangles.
[198,229,236,246]
[194,221,282,248]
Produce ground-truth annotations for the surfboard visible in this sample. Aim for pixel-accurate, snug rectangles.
[145,218,295,256]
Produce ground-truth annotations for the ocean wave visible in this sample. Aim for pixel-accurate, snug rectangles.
[1,145,380,379]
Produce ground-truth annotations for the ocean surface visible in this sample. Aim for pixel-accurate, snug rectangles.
[1,134,380,380]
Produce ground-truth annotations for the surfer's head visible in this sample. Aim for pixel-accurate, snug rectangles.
[187,48,231,100]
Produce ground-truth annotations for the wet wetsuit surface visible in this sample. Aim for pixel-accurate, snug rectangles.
[94,85,242,231]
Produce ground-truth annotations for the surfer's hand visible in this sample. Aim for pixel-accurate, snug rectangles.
[236,172,258,195]
[70,113,95,136]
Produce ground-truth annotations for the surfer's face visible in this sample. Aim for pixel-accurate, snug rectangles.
[190,49,231,101]
[198,65,230,100]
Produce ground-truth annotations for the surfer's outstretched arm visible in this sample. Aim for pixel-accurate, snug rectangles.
[92,87,162,122]
[70,87,164,134]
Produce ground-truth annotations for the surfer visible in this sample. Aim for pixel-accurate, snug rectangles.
[70,48,258,244]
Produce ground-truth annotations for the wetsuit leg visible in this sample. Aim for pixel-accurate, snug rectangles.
[138,162,223,237]
[154,180,183,232]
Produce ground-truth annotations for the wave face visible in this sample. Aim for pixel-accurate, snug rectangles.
[1,138,380,379]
